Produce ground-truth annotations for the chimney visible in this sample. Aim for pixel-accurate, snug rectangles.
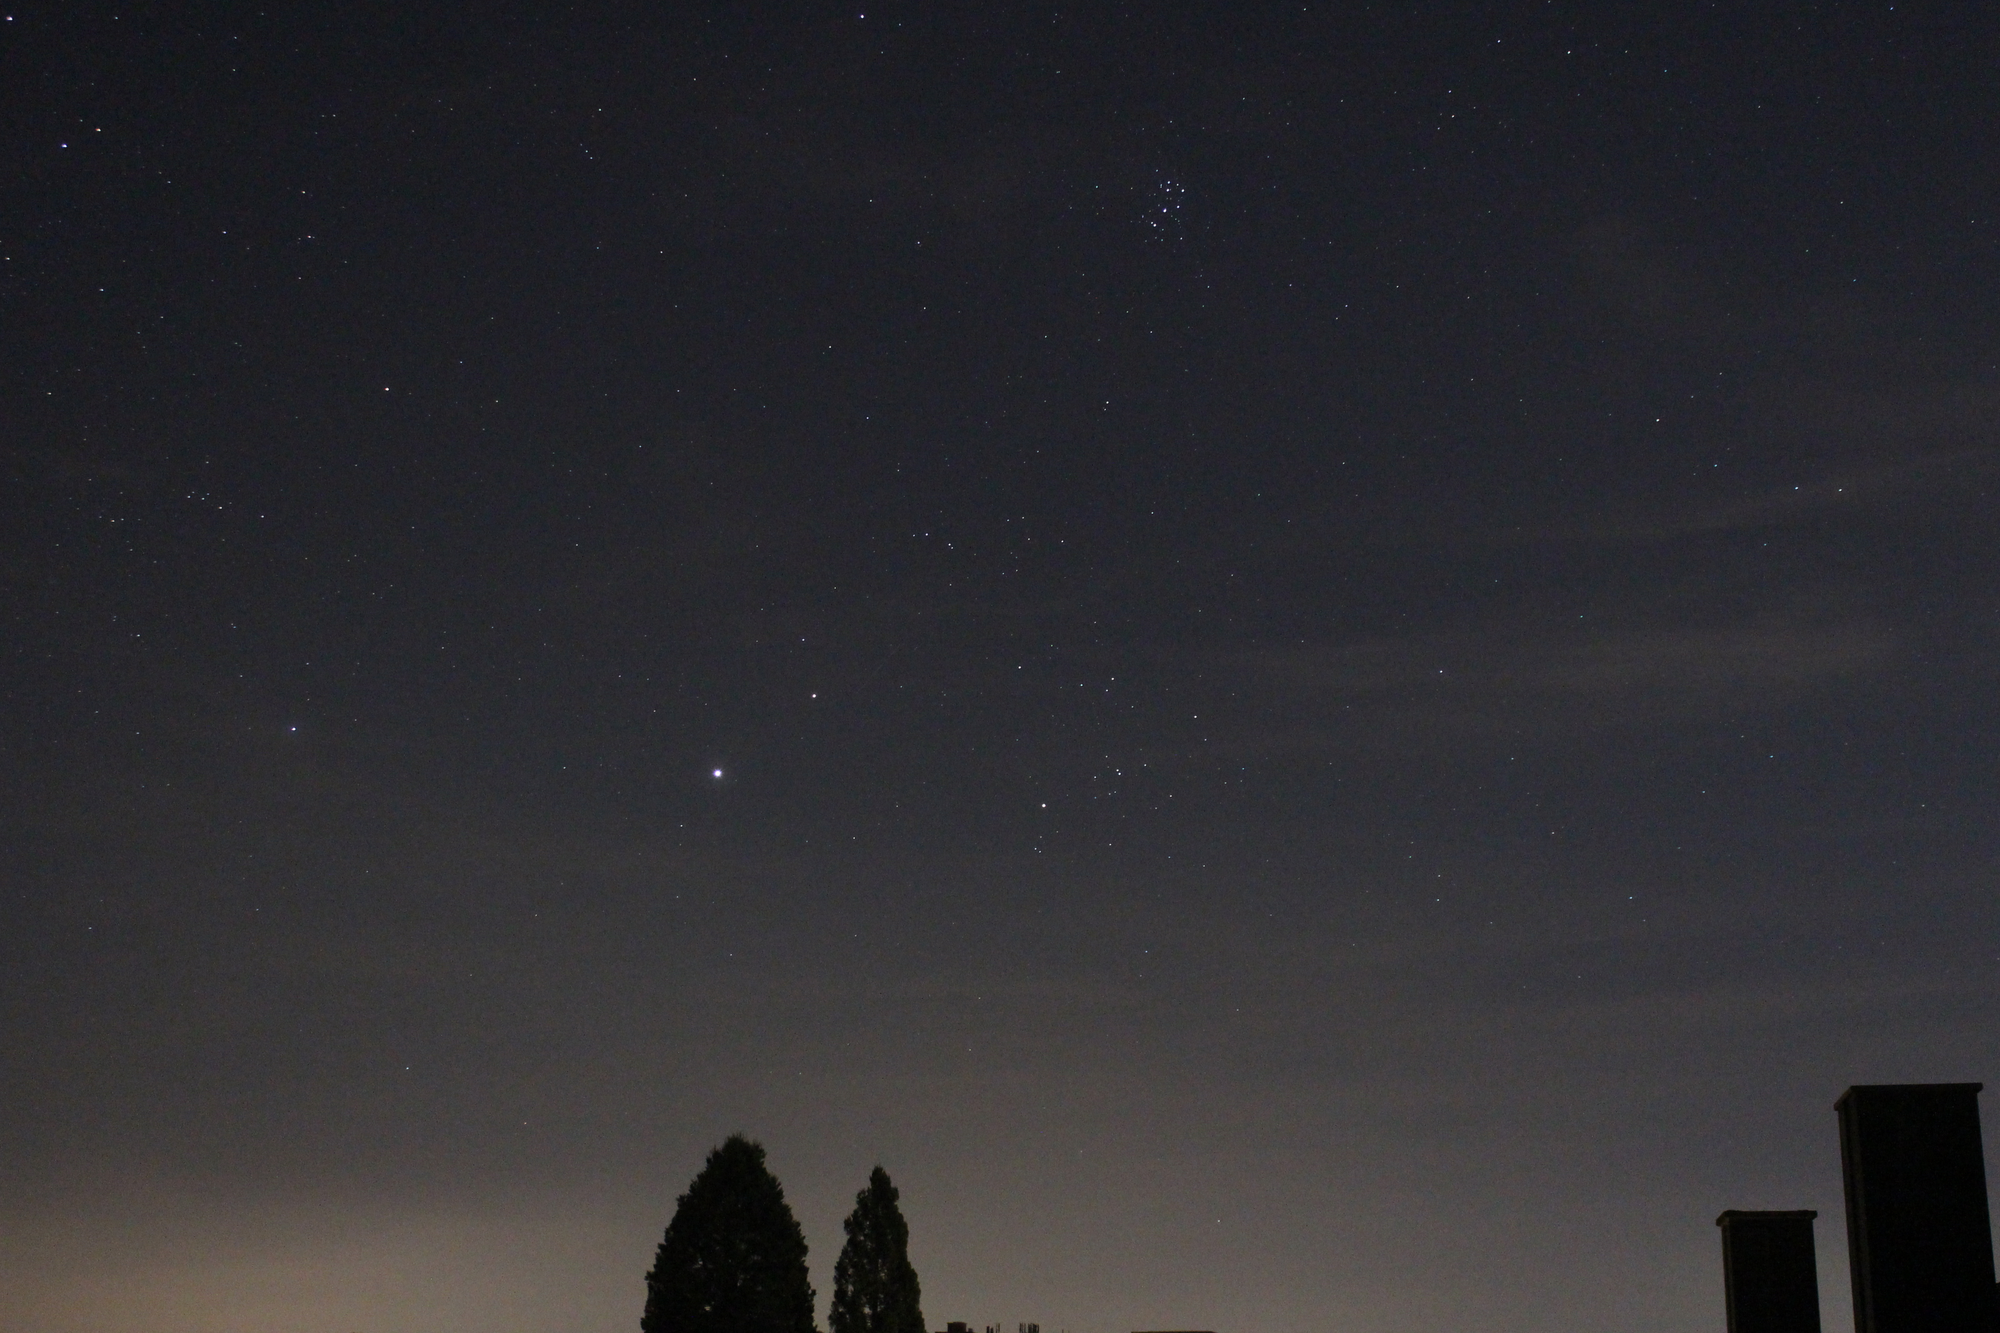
[1716,1210,1821,1333]
[1837,1083,1998,1333]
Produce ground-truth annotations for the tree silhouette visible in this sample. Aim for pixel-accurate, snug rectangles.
[829,1167,925,1333]
[643,1136,819,1333]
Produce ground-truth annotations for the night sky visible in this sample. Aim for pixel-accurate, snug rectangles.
[5,4,1998,1332]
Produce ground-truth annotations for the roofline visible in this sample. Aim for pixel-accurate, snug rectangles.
[1836,1082,1983,1110]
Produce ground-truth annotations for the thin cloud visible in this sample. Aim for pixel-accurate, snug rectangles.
[1493,448,1997,546]
[1208,613,1895,754]
[1526,620,1894,697]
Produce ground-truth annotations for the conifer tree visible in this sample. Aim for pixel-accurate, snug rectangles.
[829,1167,925,1333]
[643,1136,819,1333]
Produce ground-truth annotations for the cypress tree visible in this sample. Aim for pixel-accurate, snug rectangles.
[643,1135,819,1333]
[829,1167,925,1333]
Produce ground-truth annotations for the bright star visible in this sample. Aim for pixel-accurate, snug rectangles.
[712,768,723,779]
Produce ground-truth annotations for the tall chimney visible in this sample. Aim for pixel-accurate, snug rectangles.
[1837,1083,1997,1333]
[1717,1210,1821,1333]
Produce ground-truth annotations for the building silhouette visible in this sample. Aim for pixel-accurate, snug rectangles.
[1837,1084,1996,1333]
[1716,1082,1998,1333]
[1716,1210,1820,1333]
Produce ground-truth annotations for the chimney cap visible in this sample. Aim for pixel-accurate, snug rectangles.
[1836,1082,1983,1110]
